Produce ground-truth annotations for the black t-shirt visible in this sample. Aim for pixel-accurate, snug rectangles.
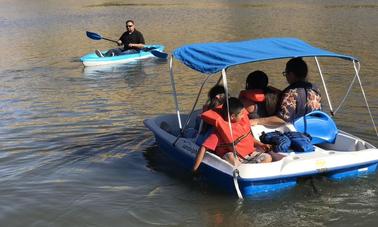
[119,30,145,51]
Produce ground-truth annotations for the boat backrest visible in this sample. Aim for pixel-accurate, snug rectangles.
[251,124,296,141]
[293,111,338,144]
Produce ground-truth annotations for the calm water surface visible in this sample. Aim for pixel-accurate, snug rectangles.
[1,0,378,226]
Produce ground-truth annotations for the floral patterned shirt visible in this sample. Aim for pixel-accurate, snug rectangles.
[277,82,322,123]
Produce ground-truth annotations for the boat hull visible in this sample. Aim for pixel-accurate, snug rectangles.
[144,114,378,197]
[80,45,164,66]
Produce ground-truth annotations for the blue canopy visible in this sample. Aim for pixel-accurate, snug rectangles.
[172,37,358,74]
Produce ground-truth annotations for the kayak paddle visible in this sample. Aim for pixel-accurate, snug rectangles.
[150,50,168,59]
[86,31,118,44]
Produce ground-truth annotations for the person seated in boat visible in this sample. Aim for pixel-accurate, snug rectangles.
[195,85,226,145]
[95,19,145,57]
[192,97,273,172]
[239,70,280,118]
[203,85,226,112]
[250,57,322,126]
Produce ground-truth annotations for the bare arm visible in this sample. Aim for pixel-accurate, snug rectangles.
[192,146,207,172]
[116,41,144,49]
[254,138,271,152]
[128,43,145,49]
[250,115,286,127]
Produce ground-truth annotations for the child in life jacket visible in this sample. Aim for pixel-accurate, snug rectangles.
[239,89,266,119]
[239,70,280,118]
[195,85,226,145]
[192,97,272,172]
[203,85,226,112]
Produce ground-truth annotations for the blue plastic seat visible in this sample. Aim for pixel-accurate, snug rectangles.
[293,111,338,144]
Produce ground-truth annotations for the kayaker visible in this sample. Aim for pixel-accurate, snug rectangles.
[250,57,322,126]
[95,19,145,57]
[192,97,273,172]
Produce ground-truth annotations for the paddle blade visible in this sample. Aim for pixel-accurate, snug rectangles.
[86,31,102,40]
[151,50,168,59]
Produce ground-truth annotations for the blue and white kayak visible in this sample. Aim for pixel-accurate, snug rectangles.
[80,45,165,67]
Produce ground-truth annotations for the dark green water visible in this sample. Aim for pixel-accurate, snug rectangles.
[1,0,378,226]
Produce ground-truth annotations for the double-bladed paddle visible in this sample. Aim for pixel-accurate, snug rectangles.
[85,31,168,59]
[86,31,119,44]
[150,50,168,59]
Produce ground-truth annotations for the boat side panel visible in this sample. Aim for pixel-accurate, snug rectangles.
[154,134,195,171]
[197,162,237,194]
[328,163,378,180]
[239,178,297,197]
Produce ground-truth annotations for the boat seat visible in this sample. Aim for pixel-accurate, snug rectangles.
[251,124,296,141]
[294,111,338,145]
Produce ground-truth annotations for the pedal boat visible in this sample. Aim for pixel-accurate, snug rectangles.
[144,38,378,198]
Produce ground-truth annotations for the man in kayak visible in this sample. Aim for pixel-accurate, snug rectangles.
[250,57,322,126]
[95,19,145,57]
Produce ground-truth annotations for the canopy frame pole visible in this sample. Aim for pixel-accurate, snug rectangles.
[216,73,223,85]
[173,74,212,146]
[352,60,378,137]
[221,68,243,200]
[314,57,334,116]
[169,55,182,130]
[333,68,358,114]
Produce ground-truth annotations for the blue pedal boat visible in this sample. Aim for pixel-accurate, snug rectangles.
[144,38,378,198]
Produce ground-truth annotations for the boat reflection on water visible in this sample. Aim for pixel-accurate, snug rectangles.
[83,62,141,76]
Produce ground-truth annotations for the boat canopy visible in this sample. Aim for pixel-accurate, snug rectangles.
[172,37,359,74]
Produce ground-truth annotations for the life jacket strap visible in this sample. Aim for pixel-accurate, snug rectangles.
[217,130,252,148]
[217,130,253,160]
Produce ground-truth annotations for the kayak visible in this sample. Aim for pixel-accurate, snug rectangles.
[80,45,165,67]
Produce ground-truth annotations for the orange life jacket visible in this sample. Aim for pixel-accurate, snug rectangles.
[239,89,267,118]
[239,89,265,103]
[201,109,255,158]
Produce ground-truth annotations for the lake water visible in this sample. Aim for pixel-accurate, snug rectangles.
[1,0,378,226]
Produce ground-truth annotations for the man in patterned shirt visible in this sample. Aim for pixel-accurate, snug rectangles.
[250,57,321,126]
